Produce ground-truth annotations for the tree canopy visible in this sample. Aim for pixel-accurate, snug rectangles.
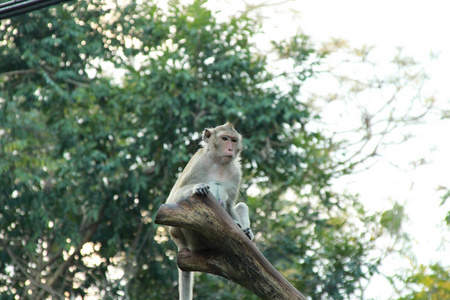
[1,1,386,299]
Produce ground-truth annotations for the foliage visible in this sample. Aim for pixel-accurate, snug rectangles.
[439,186,450,225]
[391,263,450,300]
[380,202,406,237]
[1,1,381,299]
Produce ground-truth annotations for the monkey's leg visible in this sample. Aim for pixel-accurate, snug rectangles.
[234,203,250,228]
[234,203,254,240]
[179,269,193,300]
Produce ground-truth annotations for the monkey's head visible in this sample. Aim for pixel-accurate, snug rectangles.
[202,122,242,164]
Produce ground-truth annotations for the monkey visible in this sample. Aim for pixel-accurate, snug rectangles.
[166,122,254,300]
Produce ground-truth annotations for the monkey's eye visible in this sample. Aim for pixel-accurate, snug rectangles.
[222,136,229,141]
[231,138,237,143]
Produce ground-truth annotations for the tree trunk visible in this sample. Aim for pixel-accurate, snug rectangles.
[154,193,307,300]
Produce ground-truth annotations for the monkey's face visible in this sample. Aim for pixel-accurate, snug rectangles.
[203,124,242,164]
[214,133,241,164]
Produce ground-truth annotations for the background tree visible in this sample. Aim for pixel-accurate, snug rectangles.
[390,263,450,300]
[304,41,434,173]
[1,1,394,299]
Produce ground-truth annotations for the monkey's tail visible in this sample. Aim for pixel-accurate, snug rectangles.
[179,270,193,300]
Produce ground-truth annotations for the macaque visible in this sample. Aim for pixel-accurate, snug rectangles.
[166,122,254,300]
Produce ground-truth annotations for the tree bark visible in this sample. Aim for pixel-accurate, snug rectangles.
[154,193,307,300]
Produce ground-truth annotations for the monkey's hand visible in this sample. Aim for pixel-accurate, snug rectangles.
[193,183,210,196]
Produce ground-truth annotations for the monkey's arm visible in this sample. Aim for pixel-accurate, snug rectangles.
[167,184,198,203]
[166,180,193,202]
[165,150,206,204]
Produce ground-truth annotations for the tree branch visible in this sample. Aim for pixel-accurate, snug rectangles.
[1,69,38,77]
[155,193,306,300]
[0,242,63,298]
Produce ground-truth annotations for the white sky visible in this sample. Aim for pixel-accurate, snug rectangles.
[276,1,450,299]
[286,1,450,299]
[295,0,450,257]
[207,0,450,299]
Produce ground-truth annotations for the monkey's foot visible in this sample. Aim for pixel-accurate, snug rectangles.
[235,221,254,241]
[243,227,254,241]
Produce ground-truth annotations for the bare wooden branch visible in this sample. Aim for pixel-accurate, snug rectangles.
[155,193,307,300]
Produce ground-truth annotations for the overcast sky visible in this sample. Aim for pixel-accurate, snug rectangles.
[279,1,450,299]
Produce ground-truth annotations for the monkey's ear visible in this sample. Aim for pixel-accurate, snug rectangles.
[203,128,212,143]
[225,121,235,129]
